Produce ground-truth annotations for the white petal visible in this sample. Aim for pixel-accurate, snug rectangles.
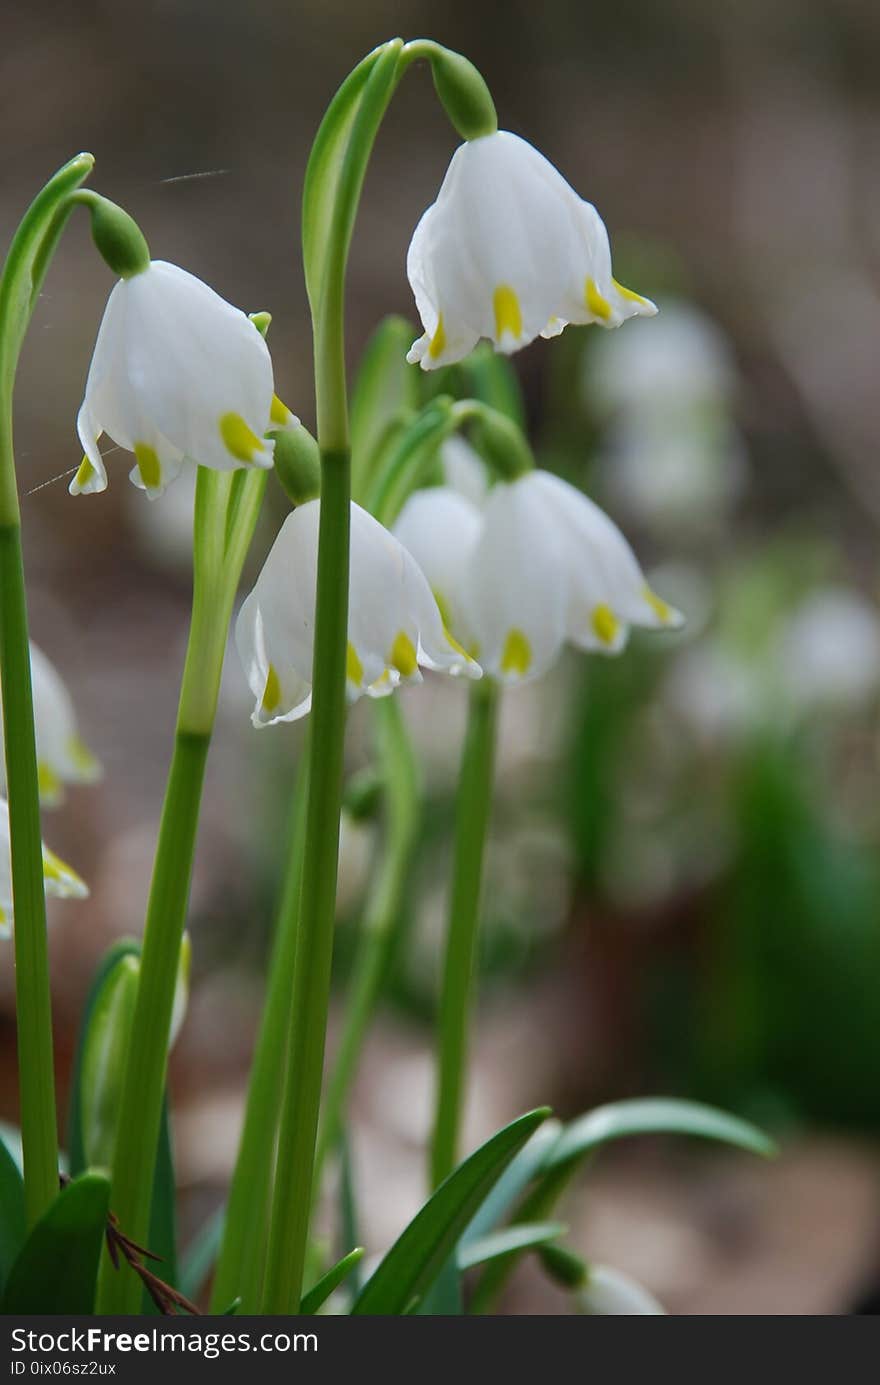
[463,478,567,683]
[576,1264,667,1316]
[439,436,490,508]
[393,486,483,644]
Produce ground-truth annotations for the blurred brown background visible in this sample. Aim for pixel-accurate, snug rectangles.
[3,0,880,1314]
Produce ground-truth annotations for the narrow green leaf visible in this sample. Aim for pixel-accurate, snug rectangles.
[68,939,140,1177]
[415,1256,463,1315]
[545,1098,777,1173]
[458,1221,566,1272]
[301,49,382,309]
[462,1121,562,1246]
[351,316,419,499]
[301,1247,365,1314]
[1,1172,109,1313]
[338,1135,363,1300]
[179,1205,224,1301]
[351,1108,550,1315]
[0,1137,26,1291]
[142,1104,178,1314]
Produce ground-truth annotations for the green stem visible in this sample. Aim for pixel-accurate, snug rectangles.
[0,525,57,1225]
[0,153,94,1225]
[209,753,308,1315]
[97,469,264,1314]
[315,696,419,1179]
[430,680,499,1189]
[260,39,404,1315]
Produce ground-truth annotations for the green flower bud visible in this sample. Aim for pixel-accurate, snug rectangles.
[468,403,534,480]
[80,951,139,1169]
[74,191,150,279]
[538,1242,588,1290]
[423,44,498,141]
[343,766,385,822]
[273,422,321,507]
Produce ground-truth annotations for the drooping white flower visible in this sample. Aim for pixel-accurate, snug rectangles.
[235,500,481,727]
[72,261,296,498]
[575,1264,667,1316]
[0,796,88,938]
[394,471,683,685]
[406,131,656,370]
[439,435,490,508]
[777,586,880,714]
[0,643,101,806]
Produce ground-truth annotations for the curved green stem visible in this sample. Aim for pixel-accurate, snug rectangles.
[315,696,420,1179]
[209,752,308,1315]
[97,467,265,1314]
[0,153,94,1225]
[430,680,499,1189]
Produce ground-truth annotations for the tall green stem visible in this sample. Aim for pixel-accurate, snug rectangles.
[209,753,308,1314]
[260,39,404,1315]
[430,680,499,1189]
[98,468,265,1314]
[0,153,94,1225]
[315,696,419,1179]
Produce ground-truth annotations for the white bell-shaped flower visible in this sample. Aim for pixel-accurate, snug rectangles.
[0,643,101,806]
[72,261,295,498]
[406,131,656,370]
[235,500,481,727]
[575,1264,667,1316]
[0,796,88,938]
[394,470,683,685]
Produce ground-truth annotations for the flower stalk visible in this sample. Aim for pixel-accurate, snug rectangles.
[430,678,499,1188]
[97,465,266,1314]
[0,153,94,1225]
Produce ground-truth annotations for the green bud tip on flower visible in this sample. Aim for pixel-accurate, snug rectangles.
[273,422,321,507]
[538,1242,589,1291]
[343,766,385,822]
[249,310,272,338]
[466,403,535,480]
[411,42,498,142]
[73,191,151,279]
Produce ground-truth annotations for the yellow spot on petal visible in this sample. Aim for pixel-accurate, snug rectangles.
[493,284,523,342]
[390,631,418,678]
[270,393,291,427]
[220,412,263,463]
[134,442,162,490]
[74,456,95,488]
[500,628,531,676]
[261,663,282,714]
[67,735,100,778]
[41,847,86,896]
[612,277,651,307]
[428,314,447,360]
[37,761,62,801]
[585,278,612,321]
[592,604,620,645]
[643,586,673,624]
[443,624,473,662]
[372,670,391,689]
[347,642,364,687]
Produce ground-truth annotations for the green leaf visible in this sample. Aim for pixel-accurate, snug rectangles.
[301,48,383,310]
[179,1205,224,1302]
[458,1221,566,1272]
[0,1137,26,1292]
[142,1103,178,1314]
[68,939,140,1176]
[350,316,419,499]
[544,1099,777,1172]
[1,1172,109,1313]
[462,1121,562,1246]
[301,1247,364,1314]
[350,1107,550,1315]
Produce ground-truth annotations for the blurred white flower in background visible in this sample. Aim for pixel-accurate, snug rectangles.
[776,586,880,715]
[0,643,101,806]
[575,1263,667,1315]
[407,131,655,369]
[590,300,747,538]
[0,797,88,938]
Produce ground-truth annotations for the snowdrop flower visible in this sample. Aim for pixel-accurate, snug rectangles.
[394,471,683,685]
[0,796,88,938]
[72,262,296,498]
[406,131,656,370]
[235,501,481,727]
[575,1264,667,1316]
[440,435,490,508]
[776,587,880,715]
[0,643,100,806]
